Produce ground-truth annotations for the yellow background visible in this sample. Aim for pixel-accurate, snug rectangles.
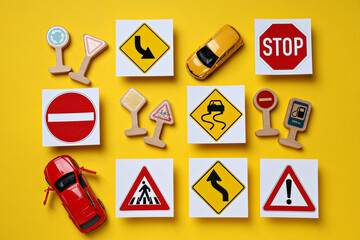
[0,0,359,239]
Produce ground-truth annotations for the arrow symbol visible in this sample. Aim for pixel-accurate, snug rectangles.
[135,36,154,59]
[207,170,229,201]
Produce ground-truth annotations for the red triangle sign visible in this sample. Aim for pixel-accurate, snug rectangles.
[263,166,315,211]
[120,166,169,211]
[151,100,173,123]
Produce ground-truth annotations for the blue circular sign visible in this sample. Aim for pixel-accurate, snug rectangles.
[47,26,68,47]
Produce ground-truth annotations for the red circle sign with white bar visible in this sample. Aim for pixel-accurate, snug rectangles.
[46,92,96,142]
[255,90,276,110]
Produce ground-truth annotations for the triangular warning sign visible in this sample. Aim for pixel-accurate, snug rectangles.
[120,166,169,211]
[150,100,173,124]
[263,166,315,211]
[84,35,106,56]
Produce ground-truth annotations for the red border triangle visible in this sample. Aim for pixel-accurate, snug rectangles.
[263,165,315,211]
[85,35,105,55]
[120,166,169,211]
[152,103,172,122]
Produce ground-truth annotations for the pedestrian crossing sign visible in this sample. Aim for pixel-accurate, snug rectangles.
[120,166,169,211]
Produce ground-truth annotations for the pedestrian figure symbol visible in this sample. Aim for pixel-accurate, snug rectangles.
[120,166,169,211]
[134,181,160,205]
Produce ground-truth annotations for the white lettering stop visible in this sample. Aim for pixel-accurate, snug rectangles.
[263,37,303,56]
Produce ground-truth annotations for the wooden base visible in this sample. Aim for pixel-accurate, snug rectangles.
[279,137,302,149]
[143,137,166,148]
[68,72,91,85]
[49,65,72,74]
[125,127,147,136]
[256,128,279,137]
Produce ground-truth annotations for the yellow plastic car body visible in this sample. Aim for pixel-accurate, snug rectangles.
[186,25,244,80]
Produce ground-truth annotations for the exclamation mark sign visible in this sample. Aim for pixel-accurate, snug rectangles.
[286,179,292,205]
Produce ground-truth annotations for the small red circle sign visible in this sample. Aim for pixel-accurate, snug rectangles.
[254,89,277,111]
[46,92,96,142]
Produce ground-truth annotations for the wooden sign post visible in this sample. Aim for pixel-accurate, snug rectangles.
[253,88,279,136]
[69,34,107,85]
[120,88,147,136]
[46,26,72,74]
[144,100,174,148]
[279,98,312,149]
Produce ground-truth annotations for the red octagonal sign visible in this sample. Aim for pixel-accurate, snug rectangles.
[260,24,307,70]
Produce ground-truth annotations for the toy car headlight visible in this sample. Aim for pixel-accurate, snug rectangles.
[198,74,206,78]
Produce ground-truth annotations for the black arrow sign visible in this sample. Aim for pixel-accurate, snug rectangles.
[135,36,155,59]
[207,170,229,201]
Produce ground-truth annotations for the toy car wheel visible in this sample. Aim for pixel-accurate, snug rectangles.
[98,199,105,210]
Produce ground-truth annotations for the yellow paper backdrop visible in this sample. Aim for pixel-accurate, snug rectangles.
[0,0,359,239]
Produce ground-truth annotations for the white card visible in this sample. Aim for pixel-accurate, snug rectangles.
[255,19,313,75]
[189,158,248,218]
[116,159,174,218]
[187,86,246,144]
[260,159,319,218]
[42,88,100,147]
[116,19,174,76]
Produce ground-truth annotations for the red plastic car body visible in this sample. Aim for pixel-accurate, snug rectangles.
[44,155,106,233]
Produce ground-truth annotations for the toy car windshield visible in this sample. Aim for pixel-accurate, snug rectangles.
[196,45,219,68]
[54,172,76,193]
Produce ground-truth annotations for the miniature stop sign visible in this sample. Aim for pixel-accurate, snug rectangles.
[259,23,307,70]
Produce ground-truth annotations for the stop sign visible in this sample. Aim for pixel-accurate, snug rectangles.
[45,92,96,143]
[259,23,307,70]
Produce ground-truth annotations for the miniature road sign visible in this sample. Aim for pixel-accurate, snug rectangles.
[116,158,174,218]
[279,98,312,149]
[143,100,174,148]
[68,34,108,85]
[192,161,245,214]
[253,88,279,136]
[120,166,169,211]
[120,88,147,136]
[42,88,100,147]
[120,23,170,73]
[189,158,248,218]
[255,19,312,75]
[190,88,243,142]
[116,20,174,77]
[263,166,315,211]
[260,159,318,218]
[46,26,72,74]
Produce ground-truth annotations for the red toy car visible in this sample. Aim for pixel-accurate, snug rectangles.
[43,155,106,233]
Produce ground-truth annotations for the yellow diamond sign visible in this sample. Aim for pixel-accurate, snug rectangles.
[120,23,170,73]
[190,89,243,141]
[192,161,245,214]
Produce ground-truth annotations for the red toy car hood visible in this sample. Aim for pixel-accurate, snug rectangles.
[44,156,76,184]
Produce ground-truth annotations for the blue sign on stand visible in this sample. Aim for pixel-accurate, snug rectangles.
[287,100,309,129]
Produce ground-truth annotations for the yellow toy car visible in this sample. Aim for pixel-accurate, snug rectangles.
[186,25,244,80]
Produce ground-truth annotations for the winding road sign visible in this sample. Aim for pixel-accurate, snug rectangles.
[192,161,245,214]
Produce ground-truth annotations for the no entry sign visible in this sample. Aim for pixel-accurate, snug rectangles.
[254,89,277,110]
[255,19,313,75]
[42,88,100,147]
